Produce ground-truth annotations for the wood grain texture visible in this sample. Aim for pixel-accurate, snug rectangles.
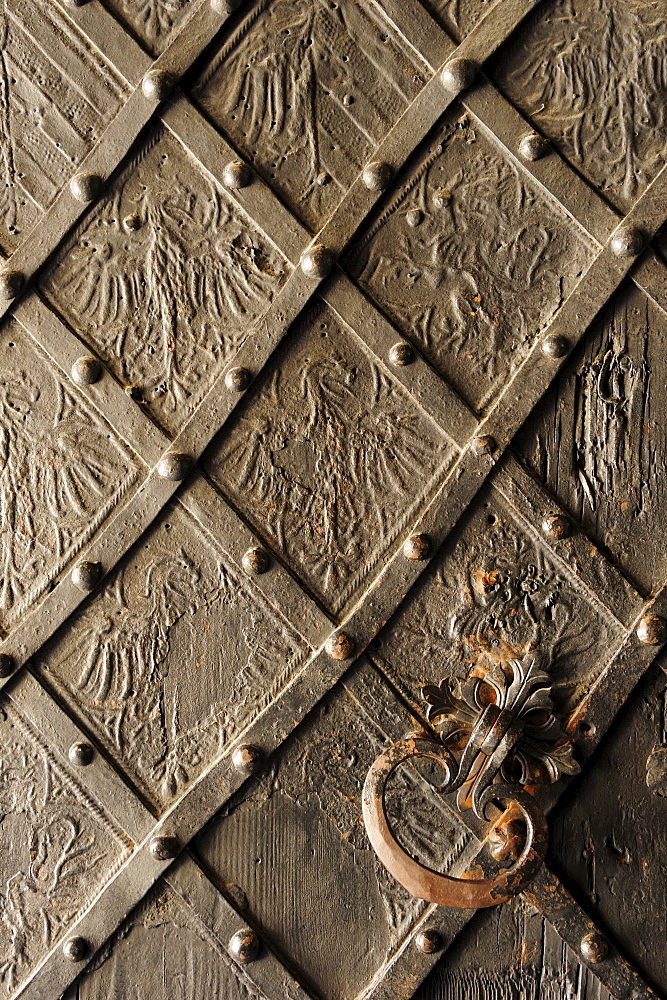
[548,662,667,996]
[515,283,667,598]
[194,660,473,1000]
[414,897,614,1000]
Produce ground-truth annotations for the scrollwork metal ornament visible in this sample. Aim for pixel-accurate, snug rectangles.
[363,654,579,908]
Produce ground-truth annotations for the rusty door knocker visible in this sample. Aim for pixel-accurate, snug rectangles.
[363,655,579,908]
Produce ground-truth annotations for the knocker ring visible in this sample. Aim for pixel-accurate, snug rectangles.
[362,655,579,908]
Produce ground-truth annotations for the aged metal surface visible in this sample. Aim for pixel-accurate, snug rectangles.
[0,0,664,998]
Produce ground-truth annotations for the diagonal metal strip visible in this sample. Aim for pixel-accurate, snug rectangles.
[0,0,243,325]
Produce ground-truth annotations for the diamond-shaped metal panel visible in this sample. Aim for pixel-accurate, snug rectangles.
[202,298,458,616]
[0,318,140,631]
[40,126,290,436]
[0,0,129,254]
[192,0,429,231]
[346,107,594,413]
[33,501,310,811]
[493,0,667,212]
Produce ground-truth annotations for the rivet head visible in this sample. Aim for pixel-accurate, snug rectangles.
[441,57,477,94]
[72,561,102,593]
[150,836,180,861]
[142,70,176,101]
[229,928,261,964]
[242,547,270,574]
[473,435,495,456]
[580,931,609,964]
[518,133,549,161]
[69,742,94,766]
[388,342,414,366]
[301,244,335,278]
[70,173,102,202]
[403,534,430,560]
[415,928,442,954]
[0,653,15,678]
[542,333,569,359]
[63,937,88,962]
[71,356,102,385]
[406,209,423,227]
[157,452,191,481]
[542,514,571,539]
[211,0,243,12]
[325,632,354,661]
[610,227,644,258]
[225,366,252,392]
[0,269,23,300]
[232,744,263,773]
[636,614,667,646]
[222,160,252,189]
[362,161,392,192]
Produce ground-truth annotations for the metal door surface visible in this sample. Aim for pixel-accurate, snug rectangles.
[0,0,666,998]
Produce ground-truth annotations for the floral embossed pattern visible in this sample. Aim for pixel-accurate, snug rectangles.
[202,301,457,617]
[0,698,130,994]
[40,127,289,437]
[370,482,624,715]
[100,0,193,56]
[346,110,594,413]
[0,320,140,633]
[0,0,128,254]
[34,504,309,812]
[493,0,667,212]
[191,0,428,231]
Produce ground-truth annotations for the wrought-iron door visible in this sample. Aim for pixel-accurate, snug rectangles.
[0,0,666,997]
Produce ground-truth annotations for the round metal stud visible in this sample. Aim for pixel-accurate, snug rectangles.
[542,333,569,359]
[150,836,180,861]
[211,0,243,12]
[325,632,355,661]
[232,744,263,773]
[142,71,176,102]
[636,614,667,646]
[406,209,423,227]
[0,269,23,300]
[229,928,261,964]
[0,653,15,678]
[69,742,94,766]
[403,534,430,560]
[441,58,477,94]
[580,931,609,964]
[72,561,102,593]
[242,547,270,574]
[362,161,392,192]
[71,356,102,385]
[473,435,495,456]
[542,514,571,539]
[69,173,102,202]
[222,160,252,189]
[388,342,414,366]
[225,366,252,392]
[301,244,335,278]
[415,928,443,954]
[518,133,549,161]
[63,937,88,962]
[610,227,644,258]
[157,452,191,481]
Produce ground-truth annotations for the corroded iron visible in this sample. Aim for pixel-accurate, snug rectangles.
[363,656,578,907]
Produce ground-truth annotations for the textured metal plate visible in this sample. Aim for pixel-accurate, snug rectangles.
[0,0,665,997]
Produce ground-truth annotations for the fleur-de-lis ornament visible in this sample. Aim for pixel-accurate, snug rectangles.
[363,653,578,908]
